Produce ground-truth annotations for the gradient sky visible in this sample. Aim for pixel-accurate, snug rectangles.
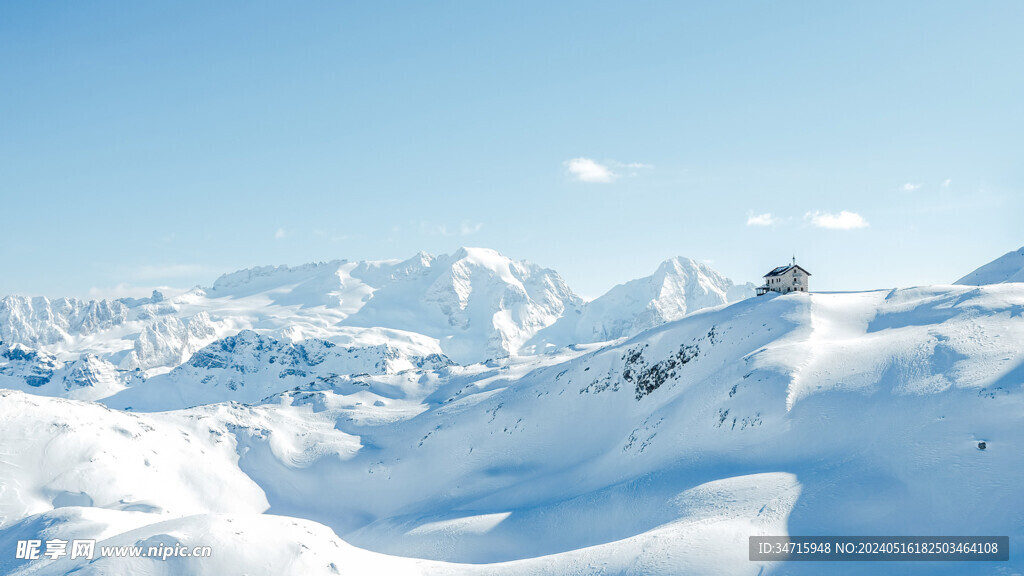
[1,1,1021,299]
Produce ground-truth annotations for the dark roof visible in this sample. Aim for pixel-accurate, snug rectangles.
[764,264,812,278]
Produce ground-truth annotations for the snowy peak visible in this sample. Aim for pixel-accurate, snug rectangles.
[208,260,363,310]
[955,246,1024,285]
[347,247,582,363]
[120,311,220,371]
[607,255,754,333]
[208,246,583,363]
[528,256,753,350]
[0,295,130,347]
[210,260,346,294]
[0,342,127,401]
[648,257,739,314]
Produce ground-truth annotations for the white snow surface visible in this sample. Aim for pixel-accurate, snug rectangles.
[2,249,1024,575]
[955,245,1024,285]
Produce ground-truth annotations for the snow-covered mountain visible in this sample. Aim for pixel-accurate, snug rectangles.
[0,342,128,401]
[955,245,1024,285]
[526,256,754,352]
[2,281,1023,575]
[331,247,583,363]
[0,248,586,370]
[0,249,750,399]
[0,291,224,373]
[0,295,132,347]
[201,246,582,363]
[104,329,453,411]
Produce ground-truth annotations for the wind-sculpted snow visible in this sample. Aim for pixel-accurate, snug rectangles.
[0,391,267,528]
[4,474,798,576]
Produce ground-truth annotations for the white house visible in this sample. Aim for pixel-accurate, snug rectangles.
[756,259,810,296]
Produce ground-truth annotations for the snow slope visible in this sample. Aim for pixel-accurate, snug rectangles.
[955,245,1024,285]
[2,282,1023,575]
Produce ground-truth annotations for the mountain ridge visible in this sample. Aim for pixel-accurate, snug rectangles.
[955,245,1024,285]
[0,248,752,376]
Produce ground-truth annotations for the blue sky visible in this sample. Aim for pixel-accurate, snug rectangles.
[1,1,1021,299]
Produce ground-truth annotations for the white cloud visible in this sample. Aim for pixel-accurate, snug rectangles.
[805,210,870,230]
[459,221,484,235]
[942,178,952,187]
[274,227,287,239]
[564,158,616,183]
[612,161,653,169]
[432,220,484,237]
[563,158,653,182]
[746,213,778,226]
[902,182,922,192]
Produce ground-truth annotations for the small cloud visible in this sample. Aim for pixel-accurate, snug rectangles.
[902,182,923,192]
[611,161,653,170]
[746,213,778,227]
[564,157,616,183]
[459,221,484,235]
[274,228,287,239]
[613,161,653,177]
[430,220,484,237]
[563,158,653,182]
[942,178,952,187]
[805,210,869,230]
